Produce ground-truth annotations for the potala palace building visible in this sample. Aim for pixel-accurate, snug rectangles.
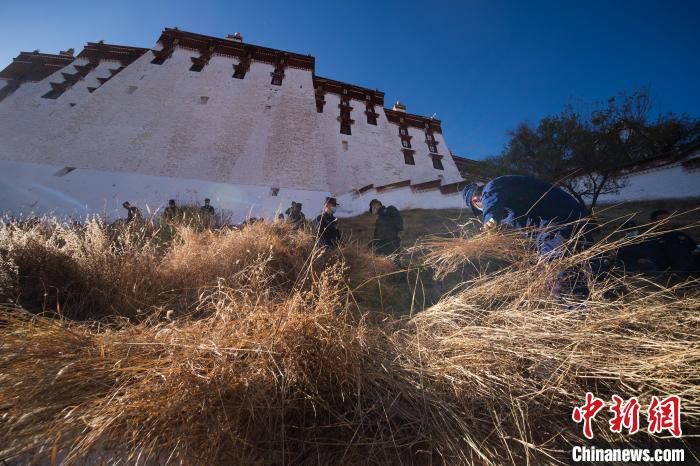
[0,28,469,222]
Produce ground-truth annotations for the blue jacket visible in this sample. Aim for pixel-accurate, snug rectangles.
[466,175,589,239]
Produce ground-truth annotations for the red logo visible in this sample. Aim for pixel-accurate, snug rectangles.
[572,392,605,440]
[609,395,640,435]
[573,394,682,439]
[647,395,682,438]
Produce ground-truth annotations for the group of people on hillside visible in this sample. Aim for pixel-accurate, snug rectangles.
[314,173,699,276]
[120,196,406,256]
[312,197,404,255]
[119,175,698,281]
[122,198,216,225]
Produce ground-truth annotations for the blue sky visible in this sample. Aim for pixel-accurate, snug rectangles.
[1,0,698,159]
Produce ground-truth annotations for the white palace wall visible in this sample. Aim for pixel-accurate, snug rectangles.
[0,159,329,223]
[0,49,331,190]
[0,30,466,221]
[595,158,700,204]
[317,92,462,195]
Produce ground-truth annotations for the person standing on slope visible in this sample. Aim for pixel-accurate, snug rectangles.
[368,199,403,256]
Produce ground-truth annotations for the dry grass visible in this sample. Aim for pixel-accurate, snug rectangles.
[406,224,699,462]
[0,219,393,321]
[0,217,698,464]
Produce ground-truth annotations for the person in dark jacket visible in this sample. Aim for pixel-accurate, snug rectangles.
[314,197,341,249]
[645,210,698,274]
[122,201,142,223]
[285,201,306,229]
[615,219,656,273]
[463,175,591,255]
[200,198,215,215]
[369,199,403,255]
[464,176,593,298]
[163,199,179,220]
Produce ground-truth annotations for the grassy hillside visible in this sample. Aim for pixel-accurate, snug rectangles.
[0,214,698,464]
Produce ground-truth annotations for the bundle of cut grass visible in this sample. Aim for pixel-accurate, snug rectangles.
[0,219,698,464]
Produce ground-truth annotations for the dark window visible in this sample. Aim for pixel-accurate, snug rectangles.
[270,187,279,196]
[367,114,377,125]
[41,88,64,99]
[403,151,415,165]
[200,96,209,105]
[316,100,324,113]
[428,144,438,153]
[426,133,435,141]
[401,139,411,148]
[189,63,204,72]
[271,76,282,86]
[340,122,352,135]
[399,127,408,136]
[233,63,247,79]
[432,155,444,170]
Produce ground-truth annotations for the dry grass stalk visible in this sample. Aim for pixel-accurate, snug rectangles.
[0,218,698,464]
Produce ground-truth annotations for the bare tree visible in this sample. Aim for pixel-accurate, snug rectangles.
[489,89,699,208]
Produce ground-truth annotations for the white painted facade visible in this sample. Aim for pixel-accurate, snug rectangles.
[0,30,465,221]
[0,159,327,223]
[0,158,466,223]
[588,149,700,204]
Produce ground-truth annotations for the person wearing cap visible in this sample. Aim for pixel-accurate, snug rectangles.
[314,197,341,249]
[285,201,306,229]
[464,175,592,298]
[463,175,591,254]
[368,199,403,255]
[200,198,215,215]
[122,201,142,224]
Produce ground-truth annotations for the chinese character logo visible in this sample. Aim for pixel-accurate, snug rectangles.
[573,393,682,439]
[572,392,605,440]
[609,395,640,435]
[647,395,682,437]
